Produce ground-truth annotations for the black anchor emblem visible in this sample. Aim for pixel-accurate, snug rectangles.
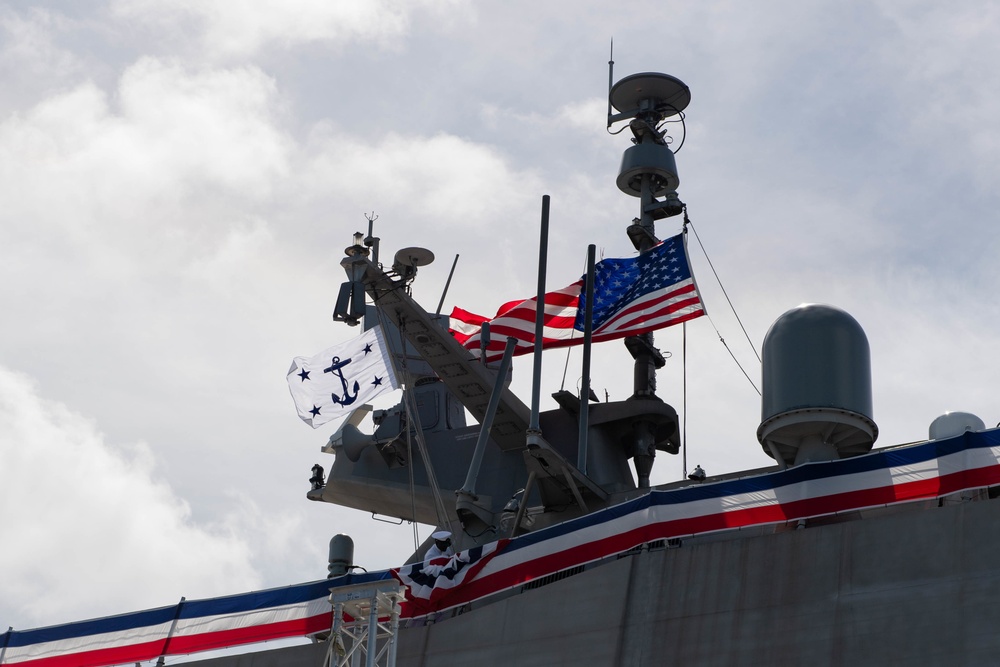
[324,356,359,406]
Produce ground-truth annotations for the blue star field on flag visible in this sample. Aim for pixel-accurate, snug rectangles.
[448,232,705,363]
[575,234,696,331]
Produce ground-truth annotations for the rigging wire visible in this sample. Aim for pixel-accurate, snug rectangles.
[558,249,593,392]
[396,346,454,536]
[684,209,762,396]
[682,320,688,480]
[559,343,573,392]
[375,308,421,551]
[405,405,419,551]
[711,323,761,396]
[657,108,686,152]
[686,213,761,364]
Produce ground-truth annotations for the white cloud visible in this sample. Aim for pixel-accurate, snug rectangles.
[114,58,292,193]
[0,56,290,231]
[0,57,292,307]
[298,128,542,232]
[0,366,260,627]
[111,0,473,58]
[0,58,310,597]
[873,2,1000,189]
[0,7,84,114]
[183,217,276,294]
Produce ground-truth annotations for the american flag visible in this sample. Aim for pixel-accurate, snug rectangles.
[449,233,705,362]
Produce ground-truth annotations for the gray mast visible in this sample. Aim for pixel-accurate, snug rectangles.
[608,71,690,487]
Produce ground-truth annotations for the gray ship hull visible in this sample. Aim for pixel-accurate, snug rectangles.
[186,492,1000,666]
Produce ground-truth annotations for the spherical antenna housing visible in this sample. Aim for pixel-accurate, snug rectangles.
[757,304,878,466]
[929,411,985,440]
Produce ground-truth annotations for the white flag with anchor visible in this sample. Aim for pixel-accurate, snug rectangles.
[286,325,399,428]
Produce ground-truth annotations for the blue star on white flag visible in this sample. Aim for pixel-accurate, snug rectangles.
[286,325,399,428]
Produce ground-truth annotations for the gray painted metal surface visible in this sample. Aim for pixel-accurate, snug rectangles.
[760,303,874,423]
[182,643,327,667]
[186,496,1000,666]
[399,497,1000,666]
[327,534,354,578]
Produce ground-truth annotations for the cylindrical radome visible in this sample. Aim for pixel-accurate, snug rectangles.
[761,304,873,422]
[616,142,679,197]
[327,534,354,578]
[757,304,877,465]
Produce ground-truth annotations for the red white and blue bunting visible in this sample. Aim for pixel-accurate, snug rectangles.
[4,429,999,666]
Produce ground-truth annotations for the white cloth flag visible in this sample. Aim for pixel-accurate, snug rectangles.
[286,325,399,428]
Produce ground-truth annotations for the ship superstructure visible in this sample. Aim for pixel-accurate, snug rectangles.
[309,71,707,562]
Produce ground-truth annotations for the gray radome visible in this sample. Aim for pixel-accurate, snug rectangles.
[328,534,355,578]
[757,304,878,464]
[760,303,874,422]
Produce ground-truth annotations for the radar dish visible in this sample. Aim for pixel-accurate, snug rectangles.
[393,247,435,268]
[610,72,690,117]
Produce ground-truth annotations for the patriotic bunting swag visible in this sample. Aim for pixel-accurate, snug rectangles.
[6,429,1000,666]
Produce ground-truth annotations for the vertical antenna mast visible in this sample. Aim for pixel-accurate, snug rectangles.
[607,68,691,487]
[606,39,614,127]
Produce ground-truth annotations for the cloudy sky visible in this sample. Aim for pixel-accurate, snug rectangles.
[3,0,1000,640]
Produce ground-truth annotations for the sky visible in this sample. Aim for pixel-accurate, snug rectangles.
[3,0,1000,642]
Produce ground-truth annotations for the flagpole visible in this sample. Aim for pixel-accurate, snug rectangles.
[578,244,596,474]
[529,195,550,432]
[434,253,460,317]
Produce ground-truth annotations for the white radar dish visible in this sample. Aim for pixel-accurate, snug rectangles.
[392,248,434,280]
[393,247,435,268]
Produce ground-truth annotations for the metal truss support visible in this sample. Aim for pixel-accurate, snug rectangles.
[326,580,405,667]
